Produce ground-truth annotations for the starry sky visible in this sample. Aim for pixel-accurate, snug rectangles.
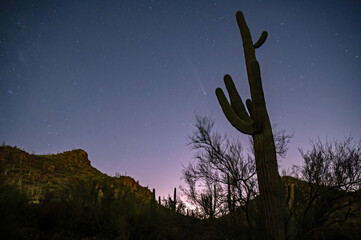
[1,0,360,199]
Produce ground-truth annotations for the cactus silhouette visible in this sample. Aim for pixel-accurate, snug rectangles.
[170,187,177,211]
[216,11,286,239]
[227,175,235,216]
[152,188,156,202]
[201,185,217,218]
[213,185,216,217]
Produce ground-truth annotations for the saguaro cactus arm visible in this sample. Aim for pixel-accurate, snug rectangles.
[215,77,254,135]
[254,31,268,49]
[216,60,266,134]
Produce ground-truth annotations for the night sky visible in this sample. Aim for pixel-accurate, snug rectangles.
[1,0,360,199]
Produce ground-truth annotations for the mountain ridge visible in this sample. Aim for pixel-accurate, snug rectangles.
[0,145,152,202]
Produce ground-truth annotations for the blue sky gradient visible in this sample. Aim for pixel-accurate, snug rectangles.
[1,0,360,198]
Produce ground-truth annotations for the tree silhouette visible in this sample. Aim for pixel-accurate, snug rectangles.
[216,11,286,239]
[183,115,292,235]
[182,115,257,221]
[287,137,361,239]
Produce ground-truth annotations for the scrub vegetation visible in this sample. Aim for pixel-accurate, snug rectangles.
[1,136,360,239]
[0,145,200,239]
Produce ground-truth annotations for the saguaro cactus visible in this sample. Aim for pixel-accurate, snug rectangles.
[201,185,218,218]
[216,11,286,239]
[170,187,177,212]
[152,188,156,203]
[227,175,235,216]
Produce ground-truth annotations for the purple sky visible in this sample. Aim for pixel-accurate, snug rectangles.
[1,0,360,199]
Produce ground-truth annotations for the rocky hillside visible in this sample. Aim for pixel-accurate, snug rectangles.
[0,145,152,202]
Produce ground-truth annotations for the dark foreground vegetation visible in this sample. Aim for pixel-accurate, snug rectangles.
[182,116,361,240]
[0,145,203,239]
[0,142,360,239]
[0,177,204,240]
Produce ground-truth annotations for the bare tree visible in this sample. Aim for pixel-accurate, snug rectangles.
[286,136,361,239]
[182,116,256,221]
[182,115,292,231]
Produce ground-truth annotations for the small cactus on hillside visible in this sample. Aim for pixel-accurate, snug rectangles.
[152,188,156,204]
[171,187,177,211]
[201,185,218,218]
[227,175,235,216]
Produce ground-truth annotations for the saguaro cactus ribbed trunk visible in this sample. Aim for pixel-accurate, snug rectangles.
[216,11,285,240]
